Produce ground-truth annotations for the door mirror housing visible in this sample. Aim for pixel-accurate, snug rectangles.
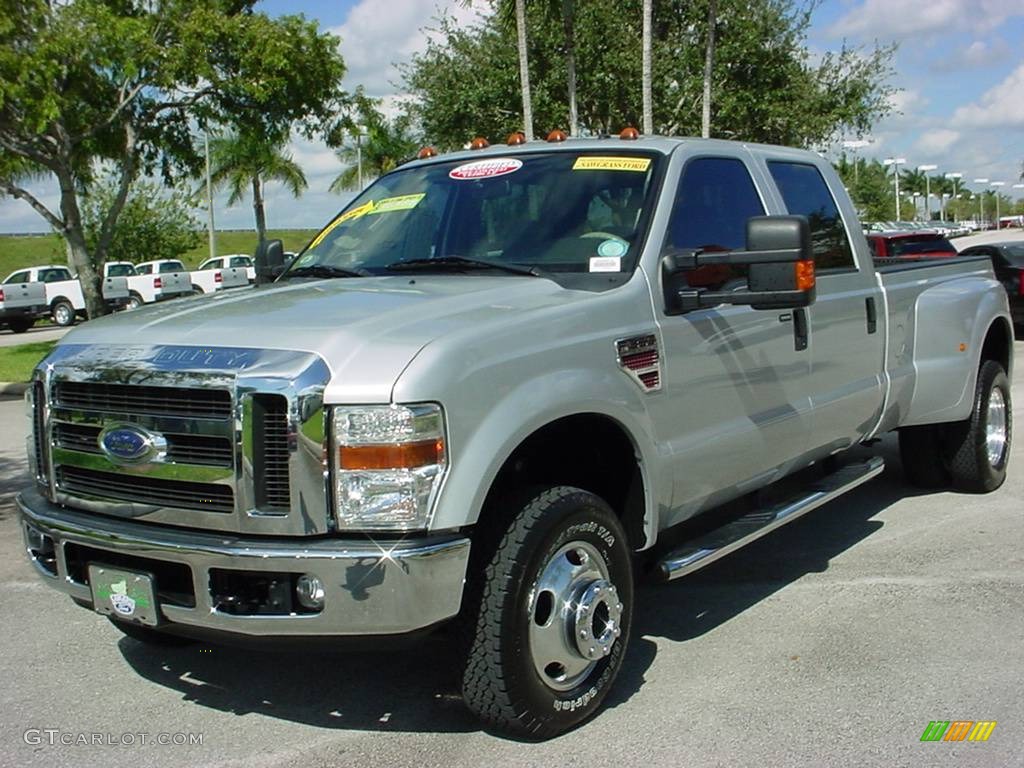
[254,239,286,284]
[662,215,816,315]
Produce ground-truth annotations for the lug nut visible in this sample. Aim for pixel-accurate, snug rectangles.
[580,630,589,640]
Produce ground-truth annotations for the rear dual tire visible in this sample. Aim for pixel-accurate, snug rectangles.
[899,360,1011,493]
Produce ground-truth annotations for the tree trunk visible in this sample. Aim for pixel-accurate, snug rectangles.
[563,0,578,136]
[641,0,653,135]
[252,174,267,243]
[515,0,535,141]
[56,166,107,319]
[701,0,717,138]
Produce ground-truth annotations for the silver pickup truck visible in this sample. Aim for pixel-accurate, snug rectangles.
[17,138,1012,738]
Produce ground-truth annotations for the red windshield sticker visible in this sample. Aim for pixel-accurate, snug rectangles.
[449,158,523,180]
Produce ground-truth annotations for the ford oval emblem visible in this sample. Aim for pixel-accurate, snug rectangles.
[98,425,164,465]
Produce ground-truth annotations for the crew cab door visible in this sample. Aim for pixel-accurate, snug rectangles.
[650,154,813,523]
[761,157,886,450]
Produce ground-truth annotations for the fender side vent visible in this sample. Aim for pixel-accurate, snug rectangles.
[616,334,662,392]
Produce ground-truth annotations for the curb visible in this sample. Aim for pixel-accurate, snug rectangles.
[0,381,29,398]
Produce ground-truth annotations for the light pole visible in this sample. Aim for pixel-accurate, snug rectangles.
[918,164,937,219]
[355,124,367,190]
[842,138,872,184]
[884,157,906,220]
[991,181,1005,229]
[944,172,962,222]
[204,129,216,261]
[974,179,988,227]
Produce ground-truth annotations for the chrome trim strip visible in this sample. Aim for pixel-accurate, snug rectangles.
[18,490,470,636]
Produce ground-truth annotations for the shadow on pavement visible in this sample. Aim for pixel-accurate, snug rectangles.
[0,454,30,522]
[118,436,919,736]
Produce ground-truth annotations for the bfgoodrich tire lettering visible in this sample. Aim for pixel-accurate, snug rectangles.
[459,486,633,739]
[945,359,1012,493]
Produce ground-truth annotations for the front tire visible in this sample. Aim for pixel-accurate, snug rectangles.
[125,293,143,311]
[8,317,34,334]
[945,360,1011,492]
[51,299,76,327]
[459,486,633,739]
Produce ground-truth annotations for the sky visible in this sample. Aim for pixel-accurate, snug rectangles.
[1,0,1022,234]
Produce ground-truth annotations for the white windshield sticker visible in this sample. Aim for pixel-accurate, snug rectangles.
[589,256,621,272]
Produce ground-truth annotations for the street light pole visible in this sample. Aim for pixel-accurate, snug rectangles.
[918,164,937,219]
[992,181,1005,229]
[204,129,216,261]
[974,179,989,228]
[944,172,962,222]
[842,138,872,185]
[884,157,906,220]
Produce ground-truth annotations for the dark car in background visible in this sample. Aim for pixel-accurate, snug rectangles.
[959,241,1024,329]
[866,232,958,259]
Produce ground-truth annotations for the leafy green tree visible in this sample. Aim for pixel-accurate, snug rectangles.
[0,0,346,318]
[208,132,307,243]
[835,155,910,221]
[329,96,419,192]
[405,0,894,149]
[83,174,200,265]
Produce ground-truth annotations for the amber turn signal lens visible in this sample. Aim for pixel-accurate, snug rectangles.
[795,259,815,291]
[506,131,526,145]
[619,126,640,140]
[417,146,438,160]
[469,137,490,150]
[546,129,567,142]
[339,439,445,470]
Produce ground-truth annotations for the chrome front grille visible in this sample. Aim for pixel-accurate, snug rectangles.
[57,466,235,514]
[35,343,331,536]
[54,381,232,420]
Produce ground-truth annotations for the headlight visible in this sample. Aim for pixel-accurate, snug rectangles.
[332,404,447,531]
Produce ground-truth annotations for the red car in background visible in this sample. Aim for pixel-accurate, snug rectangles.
[866,232,959,259]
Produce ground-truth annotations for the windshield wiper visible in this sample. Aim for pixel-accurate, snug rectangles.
[285,264,368,279]
[385,256,544,277]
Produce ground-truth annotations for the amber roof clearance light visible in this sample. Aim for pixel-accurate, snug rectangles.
[469,137,490,150]
[546,129,568,143]
[620,127,640,140]
[506,131,527,146]
[417,146,438,160]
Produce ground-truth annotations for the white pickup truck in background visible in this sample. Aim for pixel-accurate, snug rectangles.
[104,261,193,309]
[187,257,250,293]
[2,265,129,327]
[197,254,256,283]
[0,273,48,333]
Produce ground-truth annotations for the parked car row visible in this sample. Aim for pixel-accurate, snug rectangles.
[864,220,973,238]
[2,255,257,333]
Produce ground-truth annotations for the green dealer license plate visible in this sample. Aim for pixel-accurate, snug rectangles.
[88,564,158,626]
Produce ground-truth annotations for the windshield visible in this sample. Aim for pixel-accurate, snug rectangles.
[287,151,662,279]
[889,235,956,257]
[106,263,137,277]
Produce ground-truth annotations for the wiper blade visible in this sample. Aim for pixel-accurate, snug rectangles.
[385,256,543,277]
[286,264,367,279]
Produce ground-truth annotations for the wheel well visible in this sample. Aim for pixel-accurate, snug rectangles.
[482,414,647,550]
[981,318,1011,375]
[50,296,72,308]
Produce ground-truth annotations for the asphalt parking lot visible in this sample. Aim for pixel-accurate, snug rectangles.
[0,361,1021,768]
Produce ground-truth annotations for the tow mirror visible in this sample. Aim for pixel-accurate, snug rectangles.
[254,239,286,284]
[661,215,816,315]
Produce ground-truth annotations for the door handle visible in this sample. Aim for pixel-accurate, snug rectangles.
[793,308,808,351]
[865,297,877,334]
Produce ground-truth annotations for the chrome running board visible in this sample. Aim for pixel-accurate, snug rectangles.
[657,457,885,581]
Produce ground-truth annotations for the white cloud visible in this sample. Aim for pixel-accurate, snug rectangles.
[931,39,1012,72]
[332,0,489,96]
[951,62,1024,129]
[916,129,960,155]
[828,0,1024,40]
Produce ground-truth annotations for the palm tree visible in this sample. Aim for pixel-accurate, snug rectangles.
[900,168,927,218]
[701,0,718,138]
[330,112,418,192]
[642,0,653,134]
[513,0,535,140]
[208,132,307,243]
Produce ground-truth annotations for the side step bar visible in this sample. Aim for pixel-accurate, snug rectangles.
[657,457,885,581]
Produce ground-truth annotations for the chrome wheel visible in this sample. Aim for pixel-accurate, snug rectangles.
[527,541,623,692]
[986,386,1008,467]
[52,302,74,326]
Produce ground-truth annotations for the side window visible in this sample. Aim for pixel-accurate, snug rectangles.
[5,271,30,284]
[198,259,217,271]
[667,156,765,289]
[767,161,854,270]
[39,268,71,282]
[136,264,152,274]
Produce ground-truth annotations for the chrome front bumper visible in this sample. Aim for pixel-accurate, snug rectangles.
[17,489,470,637]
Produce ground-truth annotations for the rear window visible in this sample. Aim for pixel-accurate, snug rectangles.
[229,257,252,268]
[159,261,186,273]
[1002,244,1024,265]
[889,236,956,258]
[105,263,136,277]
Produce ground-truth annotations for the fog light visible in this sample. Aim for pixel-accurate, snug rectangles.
[295,574,325,610]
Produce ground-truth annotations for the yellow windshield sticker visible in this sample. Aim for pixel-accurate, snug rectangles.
[308,215,345,249]
[367,193,425,215]
[573,156,651,172]
[337,200,376,224]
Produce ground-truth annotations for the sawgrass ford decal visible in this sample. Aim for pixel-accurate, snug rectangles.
[449,158,523,180]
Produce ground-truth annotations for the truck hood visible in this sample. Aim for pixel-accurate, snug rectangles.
[58,275,578,400]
